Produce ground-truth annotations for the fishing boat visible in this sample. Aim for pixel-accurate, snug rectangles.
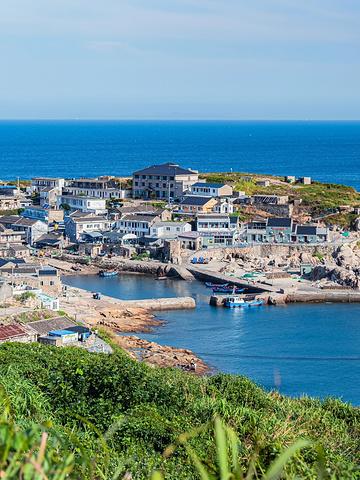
[99,270,119,277]
[156,276,167,280]
[212,286,245,293]
[225,296,265,308]
[205,282,229,288]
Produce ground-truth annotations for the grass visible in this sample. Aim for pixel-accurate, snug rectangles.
[0,334,359,479]
[201,172,360,215]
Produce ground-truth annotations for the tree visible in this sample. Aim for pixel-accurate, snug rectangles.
[60,203,71,212]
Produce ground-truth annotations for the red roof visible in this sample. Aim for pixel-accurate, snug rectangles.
[0,324,32,341]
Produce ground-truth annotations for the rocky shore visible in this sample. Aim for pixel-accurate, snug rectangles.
[59,285,209,374]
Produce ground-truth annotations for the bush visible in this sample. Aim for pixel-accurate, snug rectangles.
[18,291,36,302]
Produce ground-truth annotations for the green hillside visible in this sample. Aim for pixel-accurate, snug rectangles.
[0,340,359,479]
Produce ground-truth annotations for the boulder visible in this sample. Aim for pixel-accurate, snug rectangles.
[335,246,357,267]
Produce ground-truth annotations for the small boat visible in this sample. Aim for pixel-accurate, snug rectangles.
[156,276,167,281]
[212,286,245,293]
[71,265,81,271]
[225,296,265,308]
[205,282,229,288]
[99,270,119,277]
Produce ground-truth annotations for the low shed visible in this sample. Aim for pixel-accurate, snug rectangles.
[48,329,78,343]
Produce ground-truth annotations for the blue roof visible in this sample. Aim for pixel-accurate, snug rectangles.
[192,183,226,188]
[49,329,77,336]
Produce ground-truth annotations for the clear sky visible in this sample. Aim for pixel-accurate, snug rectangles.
[1,0,359,119]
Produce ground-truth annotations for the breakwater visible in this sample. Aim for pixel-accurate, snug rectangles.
[119,296,196,311]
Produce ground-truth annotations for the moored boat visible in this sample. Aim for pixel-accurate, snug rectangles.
[212,286,245,293]
[225,296,265,308]
[99,270,119,277]
[205,282,229,288]
[156,276,167,280]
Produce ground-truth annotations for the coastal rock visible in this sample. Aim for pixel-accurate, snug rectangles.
[335,246,357,267]
[310,266,328,281]
[268,294,287,305]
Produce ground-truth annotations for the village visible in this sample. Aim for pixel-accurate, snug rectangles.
[1,162,360,362]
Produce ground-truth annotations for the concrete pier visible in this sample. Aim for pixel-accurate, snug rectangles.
[120,296,196,311]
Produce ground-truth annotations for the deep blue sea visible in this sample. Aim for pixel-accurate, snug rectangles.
[1,120,360,190]
[63,275,360,405]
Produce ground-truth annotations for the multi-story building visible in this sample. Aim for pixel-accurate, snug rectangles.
[0,197,21,211]
[64,176,130,199]
[0,185,19,197]
[31,177,66,193]
[0,216,48,246]
[65,214,112,242]
[56,194,107,215]
[132,162,198,200]
[116,214,160,237]
[22,206,64,224]
[190,182,233,197]
[40,186,62,206]
[245,217,329,243]
[195,214,237,246]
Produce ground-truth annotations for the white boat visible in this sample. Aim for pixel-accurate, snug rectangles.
[225,296,265,308]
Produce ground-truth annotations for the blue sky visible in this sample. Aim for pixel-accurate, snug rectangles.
[1,0,359,119]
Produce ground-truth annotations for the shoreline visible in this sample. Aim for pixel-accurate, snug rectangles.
[60,282,210,375]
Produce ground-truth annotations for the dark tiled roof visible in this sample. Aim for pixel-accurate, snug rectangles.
[133,162,197,176]
[296,225,317,235]
[28,316,76,336]
[15,218,39,226]
[0,258,26,268]
[179,196,213,206]
[121,214,158,222]
[267,217,292,227]
[0,215,21,225]
[38,268,58,276]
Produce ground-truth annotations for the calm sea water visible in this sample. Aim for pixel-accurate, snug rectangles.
[63,274,360,405]
[1,120,360,190]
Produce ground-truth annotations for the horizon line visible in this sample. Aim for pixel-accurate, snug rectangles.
[0,118,360,122]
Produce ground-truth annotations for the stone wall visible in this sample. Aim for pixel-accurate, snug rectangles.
[257,204,293,217]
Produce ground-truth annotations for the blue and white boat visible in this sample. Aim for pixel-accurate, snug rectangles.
[99,270,119,277]
[225,296,265,308]
[206,282,229,288]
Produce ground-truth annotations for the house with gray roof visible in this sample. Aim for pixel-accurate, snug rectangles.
[132,162,198,200]
[28,316,77,336]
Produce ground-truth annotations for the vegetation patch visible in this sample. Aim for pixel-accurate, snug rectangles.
[0,342,358,479]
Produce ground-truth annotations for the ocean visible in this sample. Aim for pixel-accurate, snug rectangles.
[63,275,360,406]
[1,120,360,189]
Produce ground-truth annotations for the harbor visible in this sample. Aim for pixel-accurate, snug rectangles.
[62,272,360,405]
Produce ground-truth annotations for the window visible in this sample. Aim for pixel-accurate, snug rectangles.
[135,182,138,186]
[50,281,54,286]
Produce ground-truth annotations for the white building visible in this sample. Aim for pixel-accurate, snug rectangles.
[190,182,233,197]
[150,222,191,238]
[64,176,131,199]
[31,177,66,193]
[212,200,234,214]
[65,215,112,242]
[116,214,159,237]
[56,194,107,215]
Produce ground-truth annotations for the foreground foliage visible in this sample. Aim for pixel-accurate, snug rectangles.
[0,342,359,479]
